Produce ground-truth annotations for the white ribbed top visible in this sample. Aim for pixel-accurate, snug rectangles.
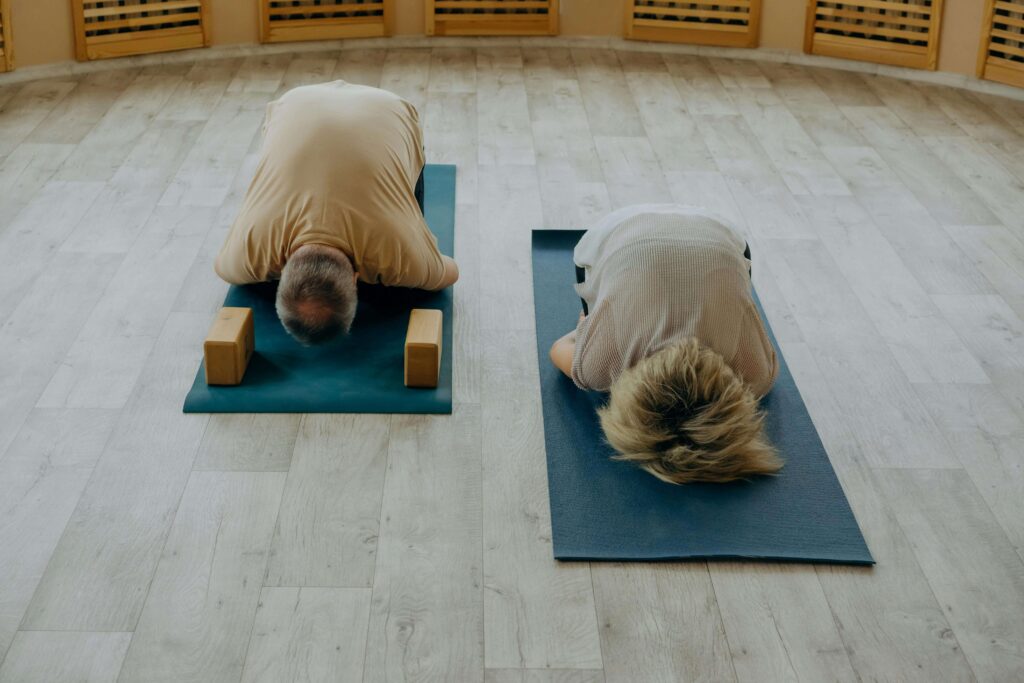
[571,205,778,396]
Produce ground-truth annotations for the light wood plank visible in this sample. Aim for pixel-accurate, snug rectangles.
[227,54,292,94]
[879,469,1024,682]
[913,82,1022,143]
[160,93,266,207]
[923,135,1024,230]
[453,203,482,403]
[841,106,1000,226]
[193,414,300,472]
[592,564,735,683]
[477,47,536,166]
[265,414,391,588]
[482,328,601,669]
[710,563,857,682]
[478,166,543,332]
[947,223,1024,321]
[662,53,738,117]
[364,408,484,681]
[796,195,989,384]
[27,70,139,144]
[861,73,967,137]
[331,49,384,88]
[914,383,1024,561]
[0,632,131,683]
[0,180,106,324]
[118,471,285,683]
[823,144,993,295]
[0,142,75,227]
[485,670,605,683]
[695,114,814,239]
[571,49,645,137]
[932,294,1024,418]
[523,48,609,228]
[379,48,431,117]
[38,207,214,410]
[240,587,372,683]
[624,68,716,173]
[0,80,78,157]
[428,47,477,93]
[0,409,119,662]
[594,135,672,207]
[0,249,121,458]
[762,237,960,468]
[54,69,186,182]
[732,88,851,197]
[158,59,239,122]
[21,313,211,631]
[782,343,978,682]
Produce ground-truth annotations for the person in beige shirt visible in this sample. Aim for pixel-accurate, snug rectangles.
[549,205,782,485]
[215,80,459,344]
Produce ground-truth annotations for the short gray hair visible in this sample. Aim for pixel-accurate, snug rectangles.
[276,246,358,345]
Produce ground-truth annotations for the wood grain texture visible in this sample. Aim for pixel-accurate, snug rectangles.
[265,415,390,588]
[118,471,286,683]
[0,632,132,683]
[592,563,735,683]
[482,329,601,670]
[241,587,371,683]
[364,408,484,681]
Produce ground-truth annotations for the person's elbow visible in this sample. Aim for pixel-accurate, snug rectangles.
[427,256,459,291]
[549,334,576,379]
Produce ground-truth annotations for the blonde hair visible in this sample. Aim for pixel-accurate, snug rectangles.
[598,338,782,485]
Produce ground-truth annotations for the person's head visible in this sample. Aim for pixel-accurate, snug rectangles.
[276,244,358,345]
[598,338,782,485]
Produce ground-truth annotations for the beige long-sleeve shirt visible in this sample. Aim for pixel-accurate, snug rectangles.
[571,205,778,396]
[215,81,446,289]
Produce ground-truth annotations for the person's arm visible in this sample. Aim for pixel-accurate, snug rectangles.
[423,255,459,291]
[549,312,585,379]
[549,330,576,379]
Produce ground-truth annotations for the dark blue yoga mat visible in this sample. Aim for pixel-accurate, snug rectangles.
[531,230,873,564]
[183,164,456,414]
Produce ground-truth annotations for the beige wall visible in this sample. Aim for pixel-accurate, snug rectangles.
[8,0,991,80]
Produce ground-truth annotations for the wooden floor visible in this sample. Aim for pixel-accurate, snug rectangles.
[1,46,1023,682]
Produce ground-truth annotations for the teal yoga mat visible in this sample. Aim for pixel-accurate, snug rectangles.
[183,164,456,414]
[531,230,873,564]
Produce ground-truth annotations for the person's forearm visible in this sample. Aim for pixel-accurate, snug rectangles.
[549,332,575,379]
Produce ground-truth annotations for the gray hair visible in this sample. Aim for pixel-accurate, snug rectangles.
[276,246,358,345]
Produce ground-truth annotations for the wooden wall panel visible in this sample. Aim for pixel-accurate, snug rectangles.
[978,0,1024,88]
[426,0,559,36]
[625,0,763,48]
[71,0,211,61]
[804,0,944,70]
[260,0,391,43]
[0,0,13,71]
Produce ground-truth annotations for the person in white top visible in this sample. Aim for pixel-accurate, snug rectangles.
[549,204,782,485]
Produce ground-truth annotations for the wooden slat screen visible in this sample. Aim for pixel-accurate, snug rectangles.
[260,0,391,43]
[426,0,559,36]
[804,0,944,70]
[625,1,763,48]
[978,0,1024,88]
[71,0,210,61]
[0,0,12,72]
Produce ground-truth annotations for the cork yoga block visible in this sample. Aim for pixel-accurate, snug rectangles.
[404,309,443,389]
[204,307,255,386]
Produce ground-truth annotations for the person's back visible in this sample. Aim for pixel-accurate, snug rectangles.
[550,204,782,484]
[215,81,458,344]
